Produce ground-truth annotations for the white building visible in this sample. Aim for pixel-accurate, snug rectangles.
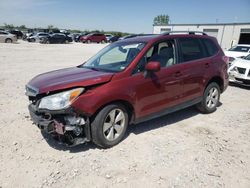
[153,23,250,49]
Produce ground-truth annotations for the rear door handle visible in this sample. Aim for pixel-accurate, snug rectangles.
[205,62,210,68]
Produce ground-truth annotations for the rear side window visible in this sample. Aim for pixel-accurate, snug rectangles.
[202,38,219,56]
[179,38,206,62]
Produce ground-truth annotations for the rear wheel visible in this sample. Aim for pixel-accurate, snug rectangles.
[91,104,128,148]
[65,40,69,44]
[5,38,12,43]
[87,40,91,44]
[196,82,220,113]
[101,40,105,43]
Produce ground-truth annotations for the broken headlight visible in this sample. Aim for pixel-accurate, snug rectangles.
[38,88,84,110]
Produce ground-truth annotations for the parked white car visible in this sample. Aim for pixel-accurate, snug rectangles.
[224,45,250,66]
[27,32,50,42]
[228,54,250,86]
[0,31,17,43]
[105,34,114,41]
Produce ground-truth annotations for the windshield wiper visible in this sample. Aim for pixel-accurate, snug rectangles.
[80,66,101,71]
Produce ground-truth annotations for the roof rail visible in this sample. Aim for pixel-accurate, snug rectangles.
[162,31,207,36]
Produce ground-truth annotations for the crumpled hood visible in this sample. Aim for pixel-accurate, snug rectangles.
[27,67,114,95]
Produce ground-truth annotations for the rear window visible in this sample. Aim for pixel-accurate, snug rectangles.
[202,38,219,56]
[179,38,206,62]
[228,46,250,52]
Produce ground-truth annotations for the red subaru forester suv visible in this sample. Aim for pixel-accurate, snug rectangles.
[26,31,229,148]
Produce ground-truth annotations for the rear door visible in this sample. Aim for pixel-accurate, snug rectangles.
[177,37,210,102]
[92,34,98,42]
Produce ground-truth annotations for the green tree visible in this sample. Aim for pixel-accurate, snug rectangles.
[19,25,27,30]
[3,23,14,29]
[153,15,169,26]
[47,25,54,30]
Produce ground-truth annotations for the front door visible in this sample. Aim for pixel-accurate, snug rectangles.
[132,40,184,119]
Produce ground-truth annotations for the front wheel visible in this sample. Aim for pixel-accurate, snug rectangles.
[91,104,128,148]
[5,38,12,43]
[196,82,220,114]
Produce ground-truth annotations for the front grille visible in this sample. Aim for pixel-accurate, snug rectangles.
[237,67,246,74]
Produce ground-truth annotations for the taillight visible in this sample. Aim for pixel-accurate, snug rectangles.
[222,56,229,64]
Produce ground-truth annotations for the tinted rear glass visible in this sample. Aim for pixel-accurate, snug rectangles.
[202,38,219,56]
[179,38,206,62]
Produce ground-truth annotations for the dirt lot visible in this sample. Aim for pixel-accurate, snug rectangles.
[0,41,250,188]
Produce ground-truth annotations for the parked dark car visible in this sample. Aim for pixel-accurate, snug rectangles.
[80,33,107,43]
[108,36,120,43]
[40,33,73,44]
[8,30,23,39]
[26,31,229,148]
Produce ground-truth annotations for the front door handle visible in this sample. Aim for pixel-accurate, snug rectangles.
[205,62,210,68]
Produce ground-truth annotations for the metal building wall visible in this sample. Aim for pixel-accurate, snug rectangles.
[153,23,250,49]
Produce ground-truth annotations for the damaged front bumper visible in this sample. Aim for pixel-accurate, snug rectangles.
[28,104,91,146]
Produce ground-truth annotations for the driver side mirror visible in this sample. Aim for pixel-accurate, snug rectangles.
[145,61,161,72]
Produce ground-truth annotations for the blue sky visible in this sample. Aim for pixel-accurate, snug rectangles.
[0,0,250,33]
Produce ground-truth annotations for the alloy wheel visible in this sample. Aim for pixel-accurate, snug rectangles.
[206,87,219,109]
[103,108,126,141]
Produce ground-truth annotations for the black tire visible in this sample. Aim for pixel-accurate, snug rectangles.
[5,38,12,43]
[196,82,220,114]
[91,103,129,148]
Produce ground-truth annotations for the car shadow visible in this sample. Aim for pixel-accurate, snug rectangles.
[229,82,250,90]
[126,106,199,137]
[41,106,202,153]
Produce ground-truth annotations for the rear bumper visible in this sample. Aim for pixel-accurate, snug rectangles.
[28,104,91,146]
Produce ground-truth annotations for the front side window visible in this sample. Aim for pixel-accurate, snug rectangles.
[82,42,146,72]
[179,38,206,62]
[133,40,176,74]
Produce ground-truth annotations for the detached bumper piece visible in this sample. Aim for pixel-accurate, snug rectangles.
[28,104,91,146]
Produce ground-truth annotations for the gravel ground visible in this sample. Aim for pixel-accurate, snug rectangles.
[0,41,250,188]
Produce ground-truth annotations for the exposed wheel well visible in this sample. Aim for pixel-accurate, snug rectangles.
[206,76,224,93]
[92,100,135,123]
[5,38,12,42]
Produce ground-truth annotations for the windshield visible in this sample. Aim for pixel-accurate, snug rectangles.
[81,42,146,72]
[228,46,250,52]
